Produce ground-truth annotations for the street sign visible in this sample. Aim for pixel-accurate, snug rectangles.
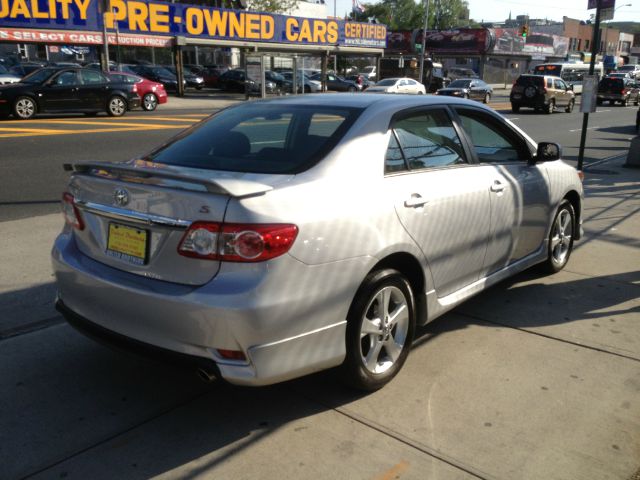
[580,75,598,113]
[588,0,615,9]
[600,7,614,20]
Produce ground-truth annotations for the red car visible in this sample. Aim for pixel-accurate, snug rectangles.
[108,72,168,111]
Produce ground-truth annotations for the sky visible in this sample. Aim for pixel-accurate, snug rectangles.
[331,0,640,24]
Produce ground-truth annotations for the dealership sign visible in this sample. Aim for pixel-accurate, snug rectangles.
[587,0,615,9]
[0,0,387,48]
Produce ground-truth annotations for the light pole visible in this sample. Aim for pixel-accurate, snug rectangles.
[601,4,630,56]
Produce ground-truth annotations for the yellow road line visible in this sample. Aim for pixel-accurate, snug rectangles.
[0,127,70,133]
[30,119,190,129]
[0,125,183,138]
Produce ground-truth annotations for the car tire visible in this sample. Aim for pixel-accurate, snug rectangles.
[107,95,127,117]
[483,92,491,104]
[463,93,469,99]
[142,93,158,111]
[596,98,603,105]
[546,99,555,114]
[621,97,629,107]
[348,86,357,92]
[541,200,575,274]
[511,103,520,113]
[565,98,575,113]
[341,269,415,391]
[13,96,37,120]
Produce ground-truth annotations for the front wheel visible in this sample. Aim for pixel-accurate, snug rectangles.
[107,96,127,117]
[142,93,158,111]
[542,200,575,274]
[341,269,415,391]
[13,96,37,120]
[483,92,491,104]
[565,98,575,113]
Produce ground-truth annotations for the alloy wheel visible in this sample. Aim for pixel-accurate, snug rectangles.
[15,97,36,119]
[550,208,573,266]
[108,96,126,116]
[143,93,158,111]
[358,285,410,375]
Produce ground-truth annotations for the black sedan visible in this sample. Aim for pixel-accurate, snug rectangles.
[163,66,204,90]
[126,65,183,93]
[218,69,276,95]
[435,78,493,103]
[0,67,140,119]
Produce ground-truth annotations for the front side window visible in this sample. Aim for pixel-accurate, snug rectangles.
[388,109,465,171]
[456,109,529,163]
[80,69,106,85]
[55,71,79,86]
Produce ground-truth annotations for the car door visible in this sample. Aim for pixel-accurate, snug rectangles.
[384,107,492,297]
[453,107,551,275]
[554,78,569,106]
[79,69,110,110]
[42,70,80,111]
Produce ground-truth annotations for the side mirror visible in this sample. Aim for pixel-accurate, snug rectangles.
[533,142,562,164]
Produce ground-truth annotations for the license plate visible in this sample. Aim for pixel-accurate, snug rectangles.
[106,223,148,265]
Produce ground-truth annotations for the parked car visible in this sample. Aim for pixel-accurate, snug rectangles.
[202,65,229,88]
[597,77,640,106]
[435,78,492,103]
[280,71,322,93]
[0,67,140,119]
[107,72,168,111]
[365,77,426,95]
[218,69,276,95]
[52,94,584,391]
[362,65,377,80]
[9,62,48,77]
[617,64,640,80]
[346,74,374,90]
[446,67,479,81]
[309,73,361,92]
[510,74,576,113]
[127,65,183,93]
[0,64,21,85]
[163,66,204,90]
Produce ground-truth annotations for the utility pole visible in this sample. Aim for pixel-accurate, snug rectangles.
[100,0,110,73]
[418,0,430,84]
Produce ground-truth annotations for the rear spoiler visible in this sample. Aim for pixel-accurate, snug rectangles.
[64,161,273,198]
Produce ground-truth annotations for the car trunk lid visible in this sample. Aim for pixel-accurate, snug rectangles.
[66,160,275,286]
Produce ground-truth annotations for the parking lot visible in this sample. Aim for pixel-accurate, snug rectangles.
[1,95,639,479]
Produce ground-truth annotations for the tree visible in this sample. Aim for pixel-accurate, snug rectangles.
[247,0,300,14]
[350,0,469,31]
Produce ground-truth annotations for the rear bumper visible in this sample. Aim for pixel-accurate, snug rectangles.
[52,230,357,386]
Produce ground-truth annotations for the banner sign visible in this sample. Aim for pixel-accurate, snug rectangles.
[0,0,387,48]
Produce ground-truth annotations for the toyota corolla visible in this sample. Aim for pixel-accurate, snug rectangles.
[52,94,583,390]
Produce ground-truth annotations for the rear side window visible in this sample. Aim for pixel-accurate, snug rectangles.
[386,109,465,172]
[80,69,106,84]
[146,104,361,174]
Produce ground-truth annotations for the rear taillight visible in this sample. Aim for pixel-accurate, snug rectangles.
[621,89,627,95]
[178,222,298,262]
[61,192,84,230]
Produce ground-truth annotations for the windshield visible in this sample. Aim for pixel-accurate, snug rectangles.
[146,103,363,174]
[449,80,472,88]
[150,67,175,77]
[21,68,57,84]
[376,79,398,86]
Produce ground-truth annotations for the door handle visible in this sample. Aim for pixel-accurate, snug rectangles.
[404,194,429,208]
[490,181,506,193]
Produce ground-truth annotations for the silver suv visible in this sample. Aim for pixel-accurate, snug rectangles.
[52,95,584,390]
[511,74,576,114]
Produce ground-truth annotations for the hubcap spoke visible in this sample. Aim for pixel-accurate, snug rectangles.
[364,340,384,371]
[360,317,381,337]
[388,304,408,328]
[384,338,402,363]
[550,234,561,250]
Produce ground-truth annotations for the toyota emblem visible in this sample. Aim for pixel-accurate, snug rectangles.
[113,188,130,207]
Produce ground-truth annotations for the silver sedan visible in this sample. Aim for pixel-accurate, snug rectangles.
[52,94,583,390]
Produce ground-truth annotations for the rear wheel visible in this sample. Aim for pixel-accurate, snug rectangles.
[545,99,555,114]
[107,96,127,117]
[511,103,520,113]
[142,93,158,111]
[565,98,575,113]
[13,96,37,120]
[341,269,415,391]
[542,200,575,274]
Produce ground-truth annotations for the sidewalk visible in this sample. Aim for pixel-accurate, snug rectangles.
[1,155,639,479]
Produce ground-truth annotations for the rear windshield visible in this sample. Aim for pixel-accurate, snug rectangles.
[515,76,543,86]
[146,103,362,174]
[599,78,623,88]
